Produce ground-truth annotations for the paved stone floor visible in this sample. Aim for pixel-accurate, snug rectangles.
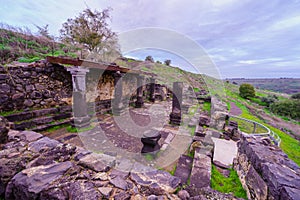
[44,100,193,169]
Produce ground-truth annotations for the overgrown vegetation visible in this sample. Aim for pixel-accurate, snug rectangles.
[211,165,247,199]
[0,24,78,64]
[270,99,300,120]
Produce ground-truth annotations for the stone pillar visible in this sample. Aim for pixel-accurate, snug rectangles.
[170,82,183,125]
[67,67,90,128]
[135,75,144,108]
[149,77,155,102]
[113,71,124,115]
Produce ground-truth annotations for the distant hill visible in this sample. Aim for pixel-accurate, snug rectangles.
[227,78,300,94]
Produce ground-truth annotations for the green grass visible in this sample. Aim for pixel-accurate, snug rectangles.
[44,124,69,132]
[211,165,247,199]
[193,87,200,92]
[202,102,211,113]
[66,125,95,133]
[0,109,25,116]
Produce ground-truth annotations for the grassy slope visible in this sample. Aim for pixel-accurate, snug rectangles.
[224,83,300,166]
[0,28,78,64]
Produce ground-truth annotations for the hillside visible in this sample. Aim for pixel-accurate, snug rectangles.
[0,27,78,64]
[227,78,300,94]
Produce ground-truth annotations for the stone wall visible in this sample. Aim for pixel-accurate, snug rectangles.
[234,134,300,200]
[0,62,72,112]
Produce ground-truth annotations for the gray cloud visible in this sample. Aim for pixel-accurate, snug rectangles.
[0,0,299,78]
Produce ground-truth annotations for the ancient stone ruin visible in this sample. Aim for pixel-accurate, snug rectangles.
[0,56,299,199]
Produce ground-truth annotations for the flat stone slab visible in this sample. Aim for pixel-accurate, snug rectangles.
[174,155,193,184]
[212,138,237,168]
[78,152,116,172]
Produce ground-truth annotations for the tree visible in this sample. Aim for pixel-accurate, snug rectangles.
[35,24,52,39]
[261,95,278,107]
[291,93,300,99]
[164,59,171,66]
[239,83,255,99]
[145,55,154,62]
[60,8,116,52]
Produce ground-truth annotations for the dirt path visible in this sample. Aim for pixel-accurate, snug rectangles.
[229,102,242,116]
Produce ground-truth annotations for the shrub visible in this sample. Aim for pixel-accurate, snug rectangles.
[239,83,255,99]
[164,59,171,66]
[291,93,300,99]
[270,99,300,120]
[145,55,154,62]
[261,95,278,107]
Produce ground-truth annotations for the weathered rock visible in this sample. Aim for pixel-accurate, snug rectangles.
[234,134,300,200]
[78,153,116,172]
[245,165,267,200]
[5,161,73,199]
[190,187,243,199]
[66,180,102,200]
[0,83,11,93]
[8,130,43,142]
[177,190,190,200]
[174,155,193,184]
[280,186,300,200]
[23,99,34,107]
[110,175,128,190]
[113,191,131,200]
[28,137,60,153]
[130,169,180,195]
[98,187,113,198]
[30,91,43,99]
[12,93,24,101]
[209,97,228,130]
[0,116,9,144]
[190,148,211,190]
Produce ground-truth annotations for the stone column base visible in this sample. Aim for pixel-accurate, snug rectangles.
[71,116,90,128]
[170,112,182,125]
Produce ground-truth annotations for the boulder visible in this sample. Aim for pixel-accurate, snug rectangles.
[5,161,73,200]
[0,116,9,144]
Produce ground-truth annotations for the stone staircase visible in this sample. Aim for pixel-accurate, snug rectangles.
[4,106,72,132]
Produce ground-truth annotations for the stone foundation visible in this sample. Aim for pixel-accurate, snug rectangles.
[234,134,300,200]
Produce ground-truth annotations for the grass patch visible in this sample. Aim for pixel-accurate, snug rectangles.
[66,125,95,133]
[44,124,69,132]
[211,165,247,199]
[202,102,211,113]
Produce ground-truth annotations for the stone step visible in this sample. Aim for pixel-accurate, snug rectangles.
[31,118,71,132]
[174,155,193,185]
[5,106,72,122]
[12,113,71,131]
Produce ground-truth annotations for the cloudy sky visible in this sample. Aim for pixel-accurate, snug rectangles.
[1,0,300,78]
